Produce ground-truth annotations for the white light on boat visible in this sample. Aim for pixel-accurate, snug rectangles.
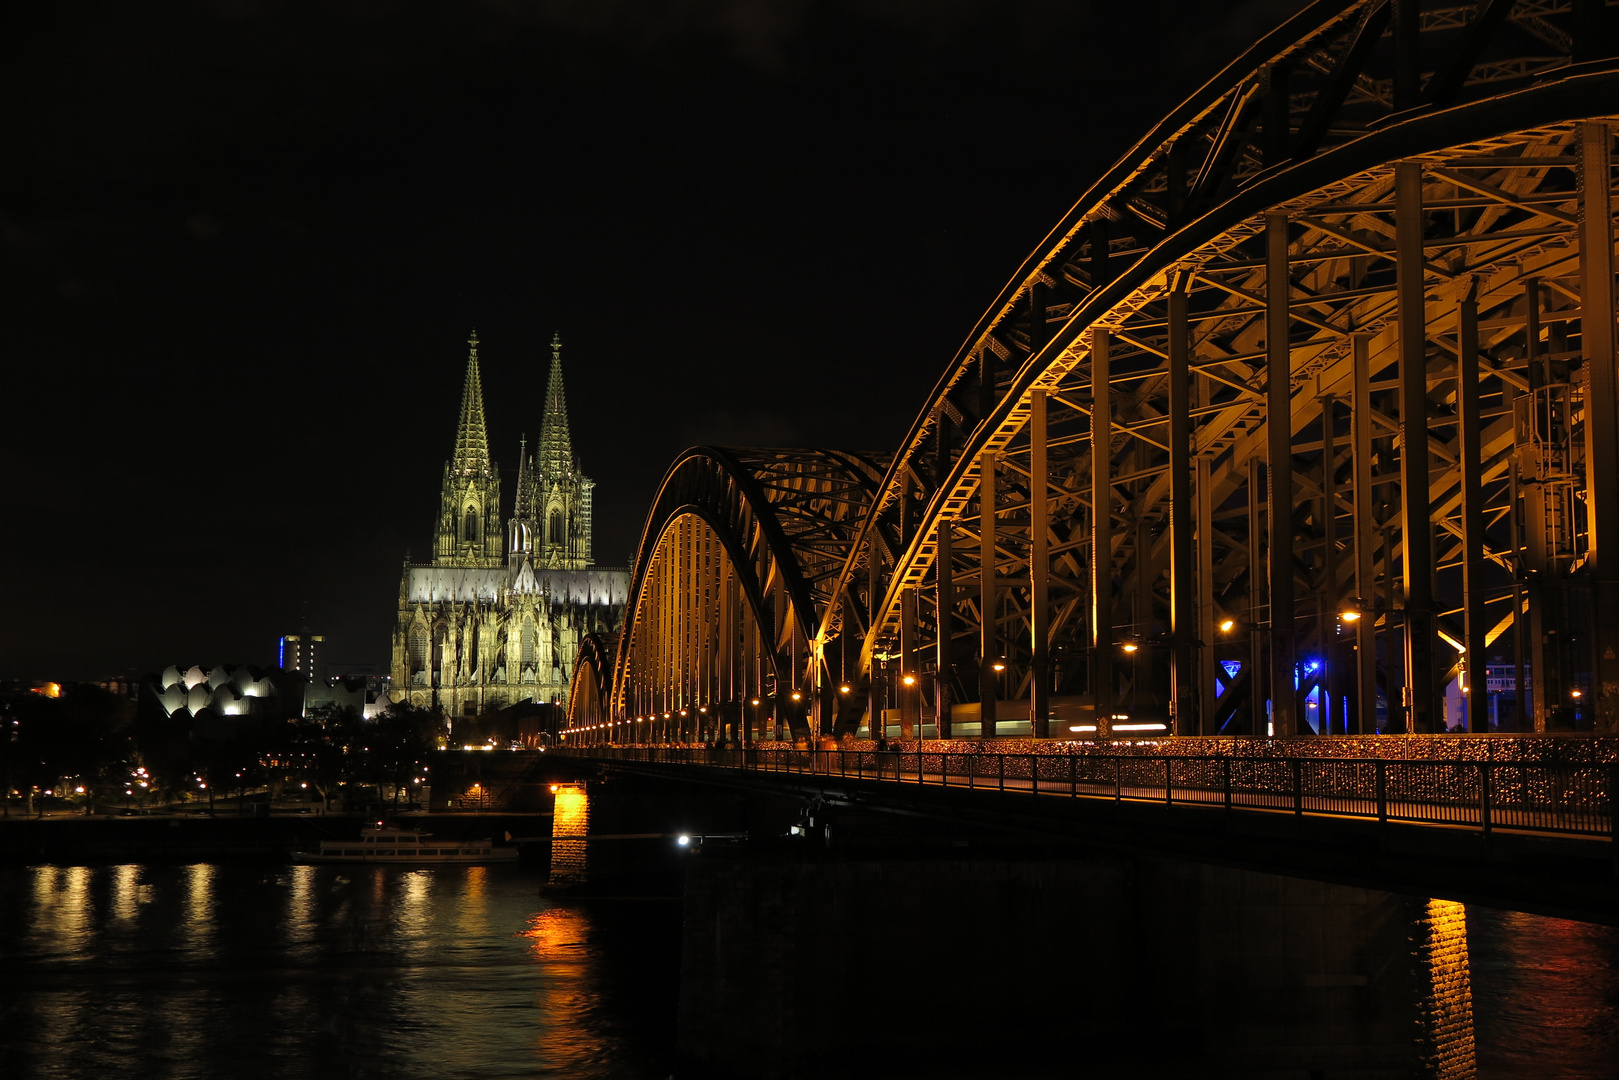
[677,834,690,846]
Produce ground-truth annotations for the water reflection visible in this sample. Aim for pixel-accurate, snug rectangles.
[1470,906,1619,1080]
[5,861,1609,1079]
[0,863,680,1080]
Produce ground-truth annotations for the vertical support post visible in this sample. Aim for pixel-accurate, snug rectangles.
[1353,334,1378,734]
[936,523,955,739]
[868,544,883,741]
[720,565,734,736]
[1396,160,1438,733]
[980,449,999,737]
[1030,389,1051,738]
[1266,212,1298,737]
[1581,121,1619,734]
[1458,284,1489,732]
[1320,395,1338,734]
[1196,456,1217,734]
[1168,275,1197,735]
[899,585,918,740]
[1248,456,1267,736]
[1091,328,1115,738]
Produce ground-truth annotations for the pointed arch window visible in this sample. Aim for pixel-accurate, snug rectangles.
[521,623,538,666]
[549,508,564,545]
[408,626,429,672]
[464,505,478,542]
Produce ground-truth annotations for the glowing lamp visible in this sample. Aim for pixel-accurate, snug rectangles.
[1219,619,1235,633]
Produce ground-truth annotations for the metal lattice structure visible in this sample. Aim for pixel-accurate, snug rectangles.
[571,0,1619,743]
[581,448,889,742]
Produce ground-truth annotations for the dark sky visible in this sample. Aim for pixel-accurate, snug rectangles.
[2,0,1304,681]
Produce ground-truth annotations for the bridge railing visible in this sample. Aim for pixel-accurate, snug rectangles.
[560,746,1616,840]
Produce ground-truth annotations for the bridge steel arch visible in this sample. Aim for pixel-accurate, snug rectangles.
[579,447,888,743]
[566,632,618,733]
[573,0,1619,744]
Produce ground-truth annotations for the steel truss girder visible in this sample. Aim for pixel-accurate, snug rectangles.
[596,447,887,740]
[575,0,1619,742]
[816,1,1619,738]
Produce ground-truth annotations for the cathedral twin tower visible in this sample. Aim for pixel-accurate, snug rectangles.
[435,332,593,571]
[391,333,629,718]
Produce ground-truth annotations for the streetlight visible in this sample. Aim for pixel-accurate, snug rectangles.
[1219,619,1236,633]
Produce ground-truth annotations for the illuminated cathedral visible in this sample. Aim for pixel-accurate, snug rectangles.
[391,333,628,716]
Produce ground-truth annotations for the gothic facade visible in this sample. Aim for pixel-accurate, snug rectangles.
[391,333,629,717]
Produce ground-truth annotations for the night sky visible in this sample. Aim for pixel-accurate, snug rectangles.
[3,0,1304,682]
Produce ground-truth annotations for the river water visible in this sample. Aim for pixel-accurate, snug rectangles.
[0,863,682,1080]
[0,861,1615,1079]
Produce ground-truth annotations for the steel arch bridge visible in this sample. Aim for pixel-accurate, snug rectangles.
[571,0,1619,744]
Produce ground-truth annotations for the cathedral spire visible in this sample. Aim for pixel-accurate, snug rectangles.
[452,331,493,477]
[537,332,574,481]
[434,331,503,567]
[512,435,534,519]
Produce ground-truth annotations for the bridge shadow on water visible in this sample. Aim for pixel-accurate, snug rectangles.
[566,769,1619,1080]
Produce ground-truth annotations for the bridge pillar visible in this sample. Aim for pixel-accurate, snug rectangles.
[547,782,589,889]
[1458,287,1488,733]
[1395,162,1438,733]
[1265,212,1298,737]
[1352,334,1378,735]
[1091,328,1114,737]
[979,449,999,737]
[1030,389,1051,738]
[1168,277,1197,735]
[936,522,954,739]
[899,585,919,740]
[1581,120,1619,734]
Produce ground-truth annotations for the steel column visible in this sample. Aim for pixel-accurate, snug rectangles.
[1458,286,1488,733]
[1396,160,1437,733]
[1320,394,1338,733]
[1581,121,1619,734]
[1265,212,1297,736]
[1168,278,1197,735]
[1196,456,1217,735]
[1091,329,1114,738]
[979,449,999,737]
[1353,334,1377,735]
[899,585,918,740]
[1248,456,1266,735]
[1030,389,1051,738]
[936,523,954,739]
[868,545,883,741]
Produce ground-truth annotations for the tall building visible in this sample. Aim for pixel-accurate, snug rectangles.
[279,633,325,682]
[391,333,628,716]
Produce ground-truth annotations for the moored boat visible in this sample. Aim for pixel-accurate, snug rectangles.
[294,822,518,864]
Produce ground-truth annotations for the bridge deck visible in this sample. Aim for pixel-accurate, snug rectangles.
[565,745,1615,841]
